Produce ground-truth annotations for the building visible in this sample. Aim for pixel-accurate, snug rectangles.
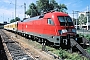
[78,11,90,30]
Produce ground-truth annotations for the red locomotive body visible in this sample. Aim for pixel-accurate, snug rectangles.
[18,11,76,47]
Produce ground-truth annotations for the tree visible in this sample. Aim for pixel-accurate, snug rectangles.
[49,0,59,10]
[79,14,87,25]
[36,0,67,12]
[59,4,67,12]
[36,0,49,12]
[15,17,20,21]
[25,3,39,17]
[49,0,67,13]
[10,17,20,23]
[10,19,15,23]
[25,0,68,17]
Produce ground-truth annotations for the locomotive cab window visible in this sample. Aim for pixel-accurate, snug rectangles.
[58,16,74,26]
[47,18,54,25]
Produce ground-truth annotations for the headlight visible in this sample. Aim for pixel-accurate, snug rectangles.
[72,29,76,33]
[62,29,67,33]
[58,29,67,35]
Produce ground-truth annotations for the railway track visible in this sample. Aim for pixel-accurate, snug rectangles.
[2,29,61,60]
[1,29,90,60]
[0,29,34,60]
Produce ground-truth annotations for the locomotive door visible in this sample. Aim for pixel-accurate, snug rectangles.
[46,18,56,35]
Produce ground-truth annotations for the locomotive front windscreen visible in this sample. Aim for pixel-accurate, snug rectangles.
[58,16,74,26]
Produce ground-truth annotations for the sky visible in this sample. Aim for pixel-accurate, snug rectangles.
[0,0,90,23]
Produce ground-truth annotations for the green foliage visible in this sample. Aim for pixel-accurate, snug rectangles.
[25,0,68,17]
[79,33,90,41]
[87,47,90,53]
[79,14,87,25]
[36,0,49,11]
[10,17,20,23]
[85,34,90,41]
[15,17,20,21]
[58,49,88,60]
[49,0,58,10]
[59,4,67,12]
[10,19,15,23]
[45,46,88,60]
[59,49,68,59]
[25,3,39,17]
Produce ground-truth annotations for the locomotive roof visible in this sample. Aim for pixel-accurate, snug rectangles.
[23,16,41,22]
[22,11,69,22]
[44,11,68,17]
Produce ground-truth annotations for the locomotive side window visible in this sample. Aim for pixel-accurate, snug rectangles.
[47,18,54,25]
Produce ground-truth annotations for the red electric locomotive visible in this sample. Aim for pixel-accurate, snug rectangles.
[18,11,77,48]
